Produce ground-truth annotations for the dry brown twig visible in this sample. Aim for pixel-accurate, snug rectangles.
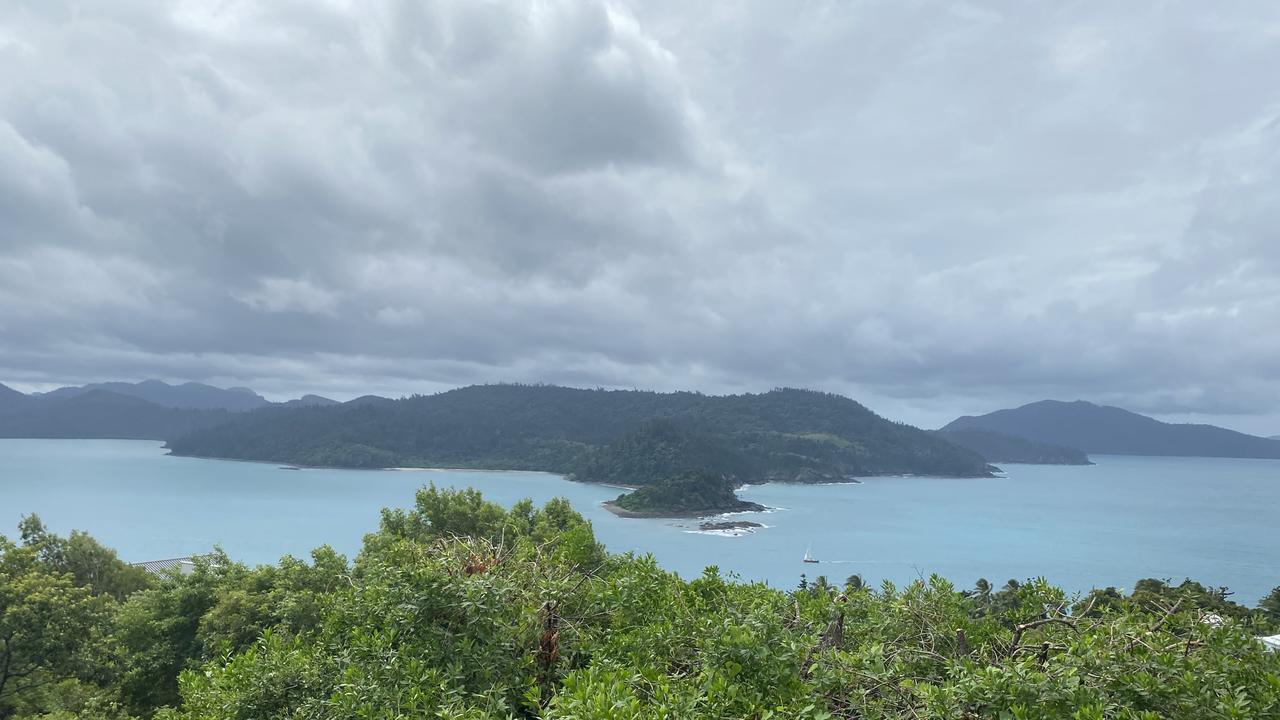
[1123,598,1182,652]
[1007,595,1098,656]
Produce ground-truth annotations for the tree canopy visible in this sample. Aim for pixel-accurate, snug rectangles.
[2,496,1278,719]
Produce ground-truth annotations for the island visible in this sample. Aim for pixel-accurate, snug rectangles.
[2,381,1007,518]
[156,385,997,517]
[154,384,1002,517]
[603,471,767,518]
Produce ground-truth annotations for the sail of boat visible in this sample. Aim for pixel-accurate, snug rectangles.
[803,543,818,563]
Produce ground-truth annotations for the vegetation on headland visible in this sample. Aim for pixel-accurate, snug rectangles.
[608,471,766,517]
[4,488,1280,720]
[165,385,995,481]
[933,428,1093,465]
[569,419,760,486]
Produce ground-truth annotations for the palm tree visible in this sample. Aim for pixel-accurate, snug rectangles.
[813,575,831,594]
[967,578,994,616]
[992,579,1022,615]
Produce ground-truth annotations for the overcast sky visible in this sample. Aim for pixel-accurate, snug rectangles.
[2,1,1279,433]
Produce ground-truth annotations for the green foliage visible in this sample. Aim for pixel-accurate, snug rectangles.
[571,419,758,486]
[0,535,115,719]
[611,471,764,516]
[17,515,151,601]
[1261,586,1280,626]
[112,553,229,714]
[1124,578,1276,633]
[112,547,350,716]
[376,485,606,571]
[5,495,1280,719]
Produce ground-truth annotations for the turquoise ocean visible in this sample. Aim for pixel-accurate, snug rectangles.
[3,439,1277,603]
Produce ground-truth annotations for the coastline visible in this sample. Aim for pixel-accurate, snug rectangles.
[168,450,771,521]
[390,466,566,478]
[602,500,719,519]
[164,451,400,472]
[164,450,573,477]
[164,447,1000,483]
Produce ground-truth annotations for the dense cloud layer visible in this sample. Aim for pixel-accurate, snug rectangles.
[2,1,1279,432]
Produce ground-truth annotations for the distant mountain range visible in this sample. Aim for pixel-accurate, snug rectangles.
[932,428,1092,465]
[0,387,232,439]
[34,380,269,411]
[0,384,25,407]
[8,379,1278,475]
[0,381,339,440]
[943,400,1280,460]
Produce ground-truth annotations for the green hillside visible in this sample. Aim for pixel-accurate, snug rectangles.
[569,418,758,485]
[166,384,994,481]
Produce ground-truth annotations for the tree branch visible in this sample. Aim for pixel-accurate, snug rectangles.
[1008,595,1097,655]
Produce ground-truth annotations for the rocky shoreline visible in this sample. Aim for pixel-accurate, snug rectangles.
[698,520,763,531]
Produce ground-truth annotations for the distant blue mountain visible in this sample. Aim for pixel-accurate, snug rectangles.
[38,380,268,412]
[0,383,29,411]
[932,427,1091,465]
[279,394,339,408]
[943,400,1280,460]
[344,395,395,407]
[0,389,232,439]
[0,380,352,440]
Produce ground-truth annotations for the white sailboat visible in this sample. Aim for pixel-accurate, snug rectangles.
[803,543,818,563]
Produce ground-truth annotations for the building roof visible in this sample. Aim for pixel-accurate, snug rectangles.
[1260,635,1280,652]
[132,556,198,575]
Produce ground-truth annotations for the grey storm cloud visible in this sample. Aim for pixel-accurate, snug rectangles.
[2,0,1279,432]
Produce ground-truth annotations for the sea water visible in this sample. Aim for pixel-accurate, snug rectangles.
[2,439,1277,603]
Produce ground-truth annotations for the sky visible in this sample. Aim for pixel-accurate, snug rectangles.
[2,1,1279,434]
